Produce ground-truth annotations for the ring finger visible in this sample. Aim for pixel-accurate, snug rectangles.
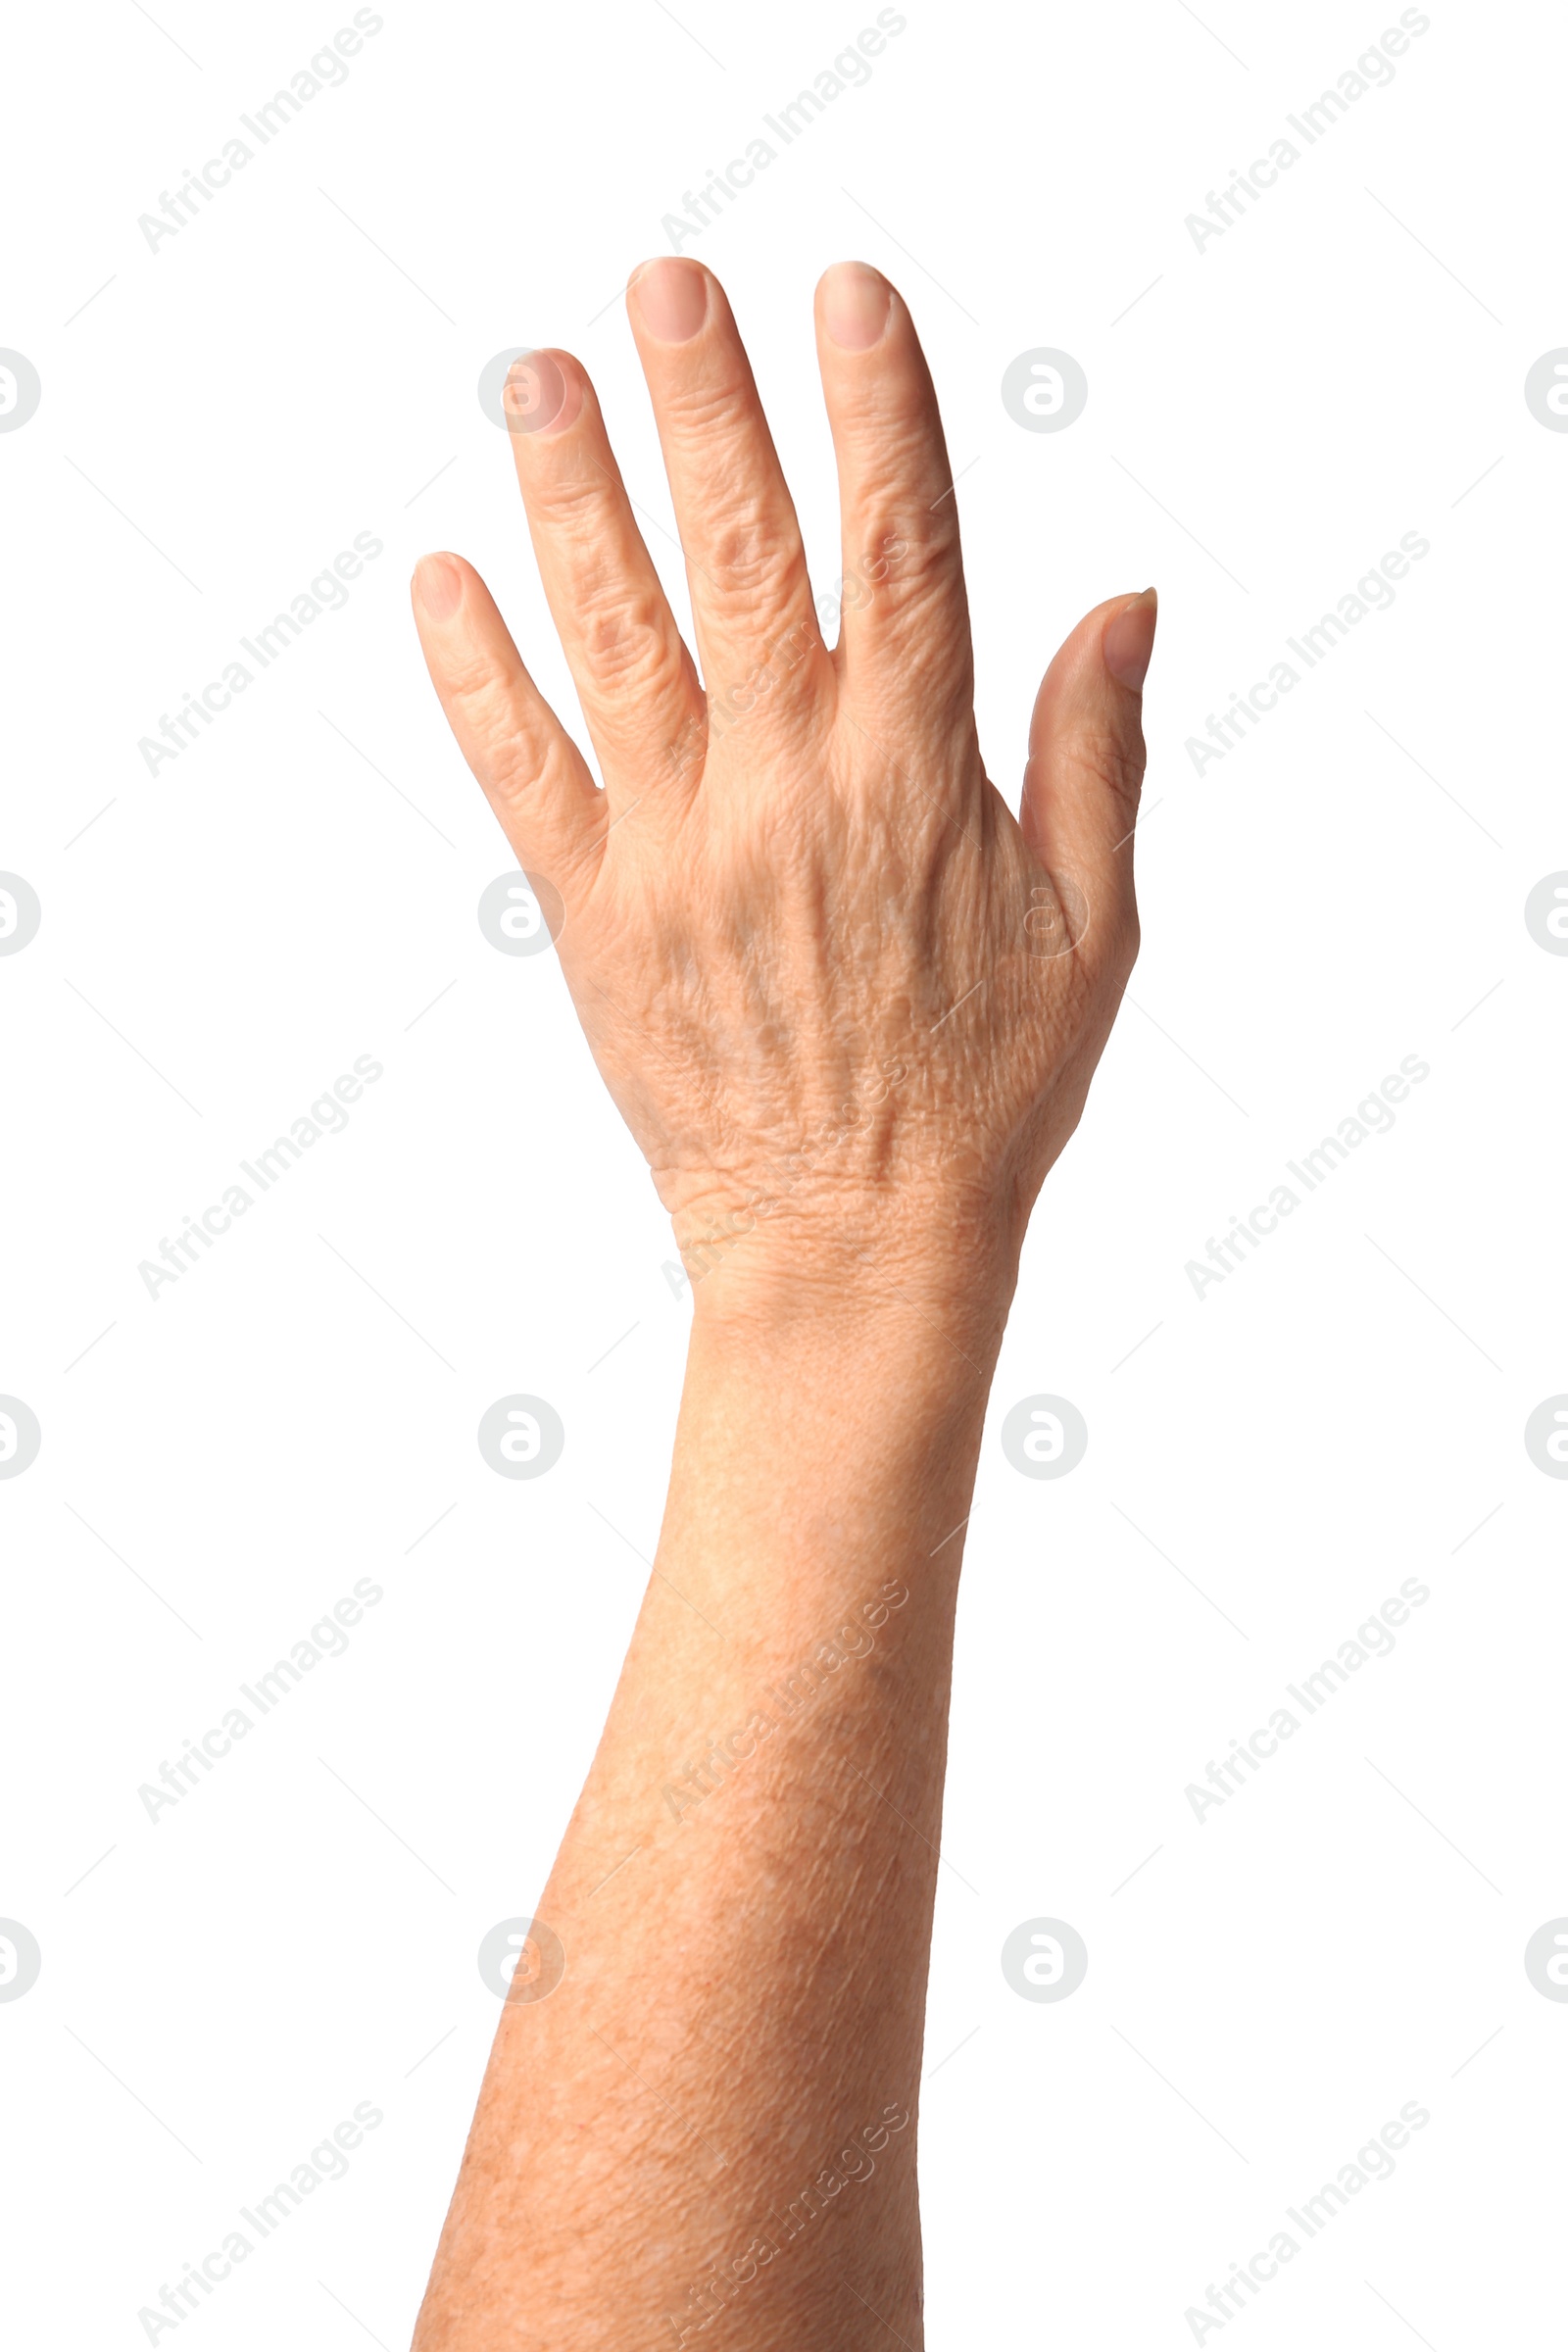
[503,347,705,804]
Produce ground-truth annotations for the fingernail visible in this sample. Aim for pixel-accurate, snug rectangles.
[820,260,892,350]
[415,554,463,621]
[630,258,709,343]
[504,350,577,436]
[1102,588,1158,692]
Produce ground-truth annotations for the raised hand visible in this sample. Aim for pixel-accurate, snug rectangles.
[412,259,1155,1332]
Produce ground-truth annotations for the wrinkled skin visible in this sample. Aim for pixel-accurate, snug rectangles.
[412,258,1154,1322]
[405,256,1158,2352]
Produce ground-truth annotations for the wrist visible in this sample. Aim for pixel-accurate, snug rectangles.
[680,1229,1016,1456]
[678,1182,1022,1368]
[668,1271,1001,1625]
[686,1203,1020,1373]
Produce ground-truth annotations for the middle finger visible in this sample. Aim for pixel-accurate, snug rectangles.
[626,259,832,747]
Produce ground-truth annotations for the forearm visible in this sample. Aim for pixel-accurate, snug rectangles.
[408,246,1152,2352]
[415,1278,1009,2350]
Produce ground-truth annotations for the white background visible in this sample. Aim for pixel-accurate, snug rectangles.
[3,1,1565,2344]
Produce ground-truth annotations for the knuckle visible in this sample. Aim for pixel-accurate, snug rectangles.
[484,724,571,820]
[439,662,560,809]
[706,504,805,602]
[1069,722,1147,810]
[528,491,689,688]
[663,372,750,446]
[857,499,954,582]
[439,640,510,711]
[580,582,688,694]
[660,400,812,615]
[526,466,615,532]
[836,499,963,637]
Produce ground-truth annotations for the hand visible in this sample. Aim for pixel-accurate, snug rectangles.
[411,258,1155,1326]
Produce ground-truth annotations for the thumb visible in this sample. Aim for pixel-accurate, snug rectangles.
[1018,587,1156,944]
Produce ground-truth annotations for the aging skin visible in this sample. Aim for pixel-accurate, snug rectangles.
[409,255,1155,2350]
